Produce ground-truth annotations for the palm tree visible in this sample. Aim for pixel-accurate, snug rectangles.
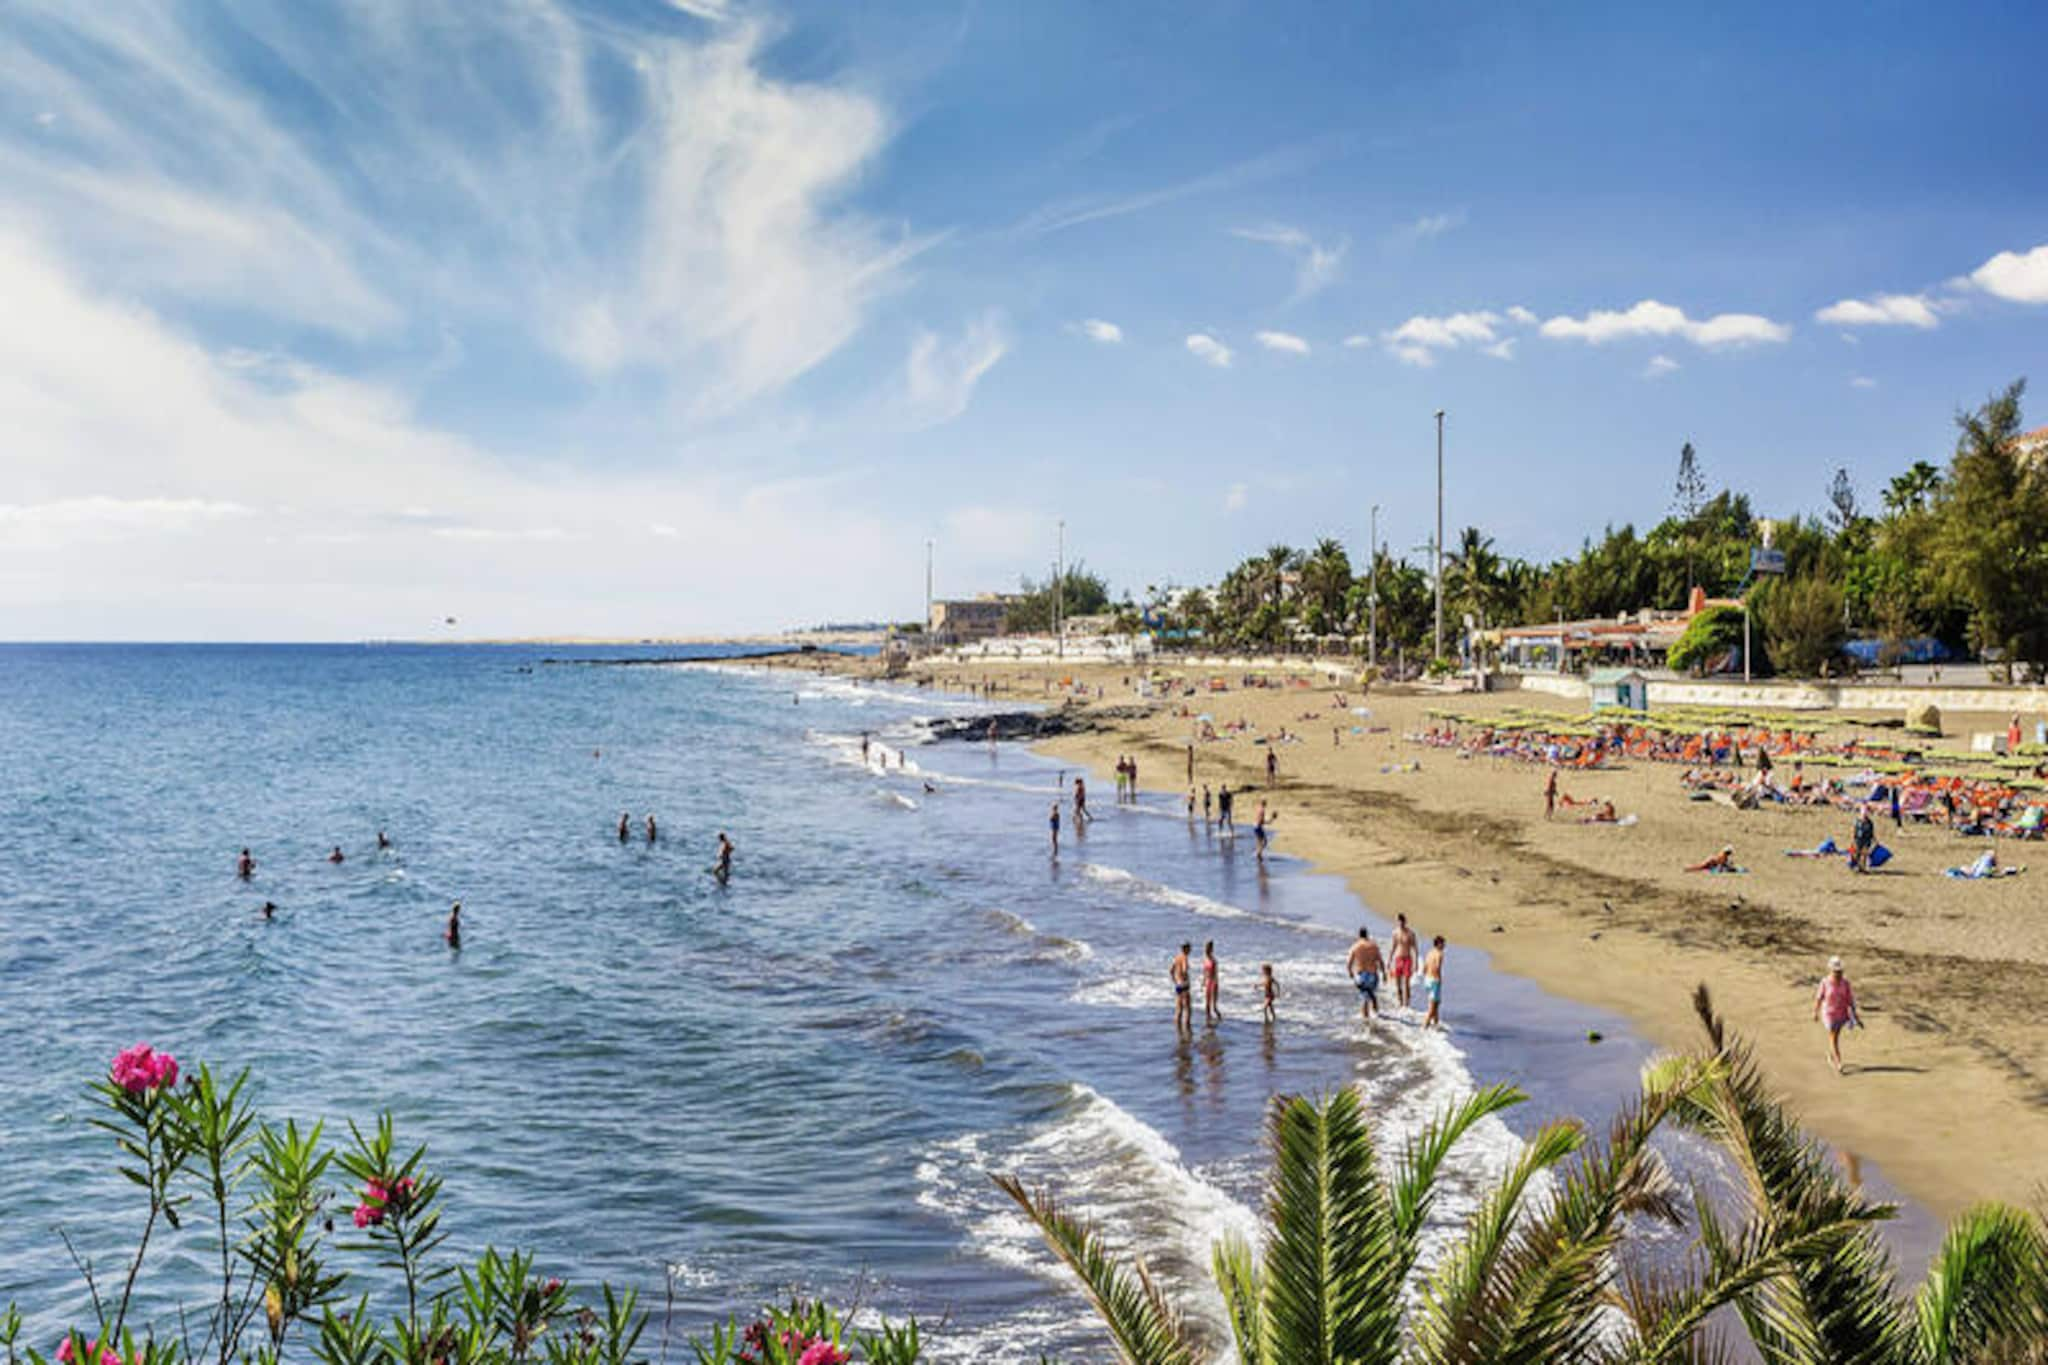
[999,1063,1839,1363]
[1299,538,1354,633]
[1641,988,2048,1363]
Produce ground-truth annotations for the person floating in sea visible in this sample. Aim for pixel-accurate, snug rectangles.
[713,832,735,882]
[327,846,345,864]
[1346,928,1383,1022]
[1389,913,1419,1010]
[1260,963,1277,1023]
[1421,935,1446,1030]
[377,830,392,851]
[1170,942,1192,1032]
[1814,954,1860,1072]
[617,812,631,843]
[237,848,256,880]
[1202,940,1221,1025]
[260,900,276,921]
[445,901,462,950]
[645,813,658,844]
[1048,801,1061,856]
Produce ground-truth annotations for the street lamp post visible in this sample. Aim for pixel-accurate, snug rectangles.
[1368,503,1380,673]
[925,539,934,643]
[1433,410,1445,664]
[1055,519,1065,659]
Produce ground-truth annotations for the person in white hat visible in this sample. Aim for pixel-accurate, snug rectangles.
[1813,955,1860,1073]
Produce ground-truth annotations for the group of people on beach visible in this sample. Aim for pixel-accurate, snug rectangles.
[1170,913,1446,1036]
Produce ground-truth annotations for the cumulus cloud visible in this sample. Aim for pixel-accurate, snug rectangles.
[1230,223,1346,299]
[901,313,1009,430]
[1255,330,1310,355]
[1506,305,1537,325]
[1380,310,1522,364]
[1185,333,1233,368]
[1815,294,1938,328]
[1539,299,1790,348]
[1643,354,1680,379]
[1073,318,1123,344]
[1223,482,1248,513]
[1968,244,2048,304]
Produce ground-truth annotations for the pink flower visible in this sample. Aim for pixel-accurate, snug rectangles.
[541,1278,562,1296]
[109,1044,180,1094]
[55,1338,123,1365]
[352,1204,375,1229]
[796,1343,848,1365]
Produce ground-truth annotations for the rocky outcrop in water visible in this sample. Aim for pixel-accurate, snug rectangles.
[923,705,1152,743]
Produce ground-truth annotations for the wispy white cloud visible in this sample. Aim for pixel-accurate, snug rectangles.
[1539,299,1789,348]
[1482,338,1516,360]
[1967,243,2048,304]
[1815,293,1938,328]
[663,0,734,19]
[1255,330,1310,355]
[1231,223,1347,299]
[901,312,1009,430]
[1506,305,1537,325]
[1643,354,1680,379]
[1342,334,1371,350]
[0,496,254,545]
[1850,375,1878,389]
[1012,142,1321,238]
[1223,482,1248,513]
[1185,333,1233,368]
[1401,210,1465,240]
[1072,318,1123,344]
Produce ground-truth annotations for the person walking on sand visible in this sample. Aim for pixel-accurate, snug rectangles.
[445,901,462,951]
[1389,913,1419,1009]
[1170,942,1192,1031]
[1421,935,1446,1029]
[1266,747,1278,787]
[1814,954,1861,1073]
[1850,805,1876,874]
[1544,768,1558,820]
[1048,802,1061,855]
[1202,940,1221,1024]
[1260,963,1277,1023]
[1346,929,1383,1021]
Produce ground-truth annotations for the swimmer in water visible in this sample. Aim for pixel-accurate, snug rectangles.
[377,830,392,850]
[645,813,658,843]
[1202,940,1221,1025]
[237,848,256,880]
[714,832,735,881]
[260,900,276,921]
[327,846,345,864]
[445,901,462,950]
[618,812,631,843]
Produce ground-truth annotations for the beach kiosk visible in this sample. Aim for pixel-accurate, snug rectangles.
[1589,667,1648,713]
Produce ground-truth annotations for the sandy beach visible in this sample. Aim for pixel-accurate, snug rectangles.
[765,649,2048,1219]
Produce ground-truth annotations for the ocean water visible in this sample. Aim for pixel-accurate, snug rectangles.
[0,645,1918,1361]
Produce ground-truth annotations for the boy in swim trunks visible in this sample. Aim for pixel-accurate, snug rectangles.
[1389,913,1419,1009]
[1346,929,1383,1021]
[1261,963,1276,1023]
[1421,935,1446,1029]
[1170,942,1192,1031]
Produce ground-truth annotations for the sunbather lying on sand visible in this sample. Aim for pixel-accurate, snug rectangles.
[1945,851,2025,880]
[1686,846,1741,873]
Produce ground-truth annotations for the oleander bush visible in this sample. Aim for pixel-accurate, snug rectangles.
[1,1045,921,1365]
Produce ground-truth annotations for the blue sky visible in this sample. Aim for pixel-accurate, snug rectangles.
[2,0,2045,638]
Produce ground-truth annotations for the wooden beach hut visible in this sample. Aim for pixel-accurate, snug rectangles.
[1589,667,1648,713]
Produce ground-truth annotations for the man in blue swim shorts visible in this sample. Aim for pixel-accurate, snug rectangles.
[1345,928,1383,1021]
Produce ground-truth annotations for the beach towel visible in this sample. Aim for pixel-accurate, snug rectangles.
[1784,837,1840,858]
[1945,852,2023,879]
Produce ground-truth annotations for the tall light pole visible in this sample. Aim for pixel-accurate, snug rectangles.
[1055,519,1065,659]
[1368,503,1380,673]
[925,538,934,640]
[1433,410,1446,663]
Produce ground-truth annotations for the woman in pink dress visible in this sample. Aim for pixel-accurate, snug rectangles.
[1813,955,1861,1073]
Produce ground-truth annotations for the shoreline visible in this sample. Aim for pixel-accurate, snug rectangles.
[762,649,2048,1222]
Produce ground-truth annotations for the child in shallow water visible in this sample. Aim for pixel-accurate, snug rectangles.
[1260,963,1276,1023]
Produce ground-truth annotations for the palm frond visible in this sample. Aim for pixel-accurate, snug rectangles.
[994,1175,1201,1365]
[1210,1235,1264,1365]
[1912,1202,2048,1361]
[1257,1088,1394,1364]
[1409,1117,1583,1363]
